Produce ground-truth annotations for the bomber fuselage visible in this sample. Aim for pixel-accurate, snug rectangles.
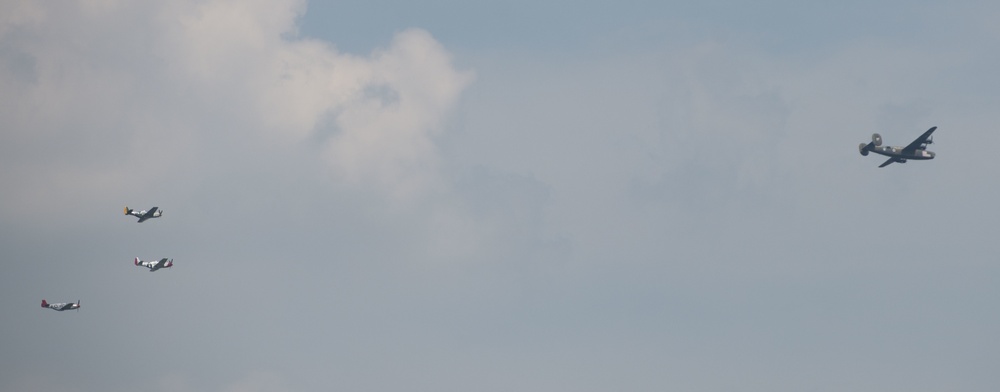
[866,145,935,161]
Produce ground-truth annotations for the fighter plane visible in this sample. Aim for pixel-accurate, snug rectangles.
[135,257,173,272]
[859,126,937,168]
[124,206,162,222]
[41,299,80,311]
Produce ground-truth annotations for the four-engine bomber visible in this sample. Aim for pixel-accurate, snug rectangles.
[859,126,937,168]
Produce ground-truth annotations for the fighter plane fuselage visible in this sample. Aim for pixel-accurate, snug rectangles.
[135,257,173,272]
[125,206,162,222]
[42,300,80,311]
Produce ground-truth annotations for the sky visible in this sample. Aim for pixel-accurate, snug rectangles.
[2,0,1000,391]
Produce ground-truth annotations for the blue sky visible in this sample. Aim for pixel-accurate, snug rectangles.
[2,1,1000,391]
[299,0,950,55]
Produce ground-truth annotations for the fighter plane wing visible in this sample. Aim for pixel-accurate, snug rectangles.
[136,207,158,222]
[155,258,169,268]
[901,126,937,153]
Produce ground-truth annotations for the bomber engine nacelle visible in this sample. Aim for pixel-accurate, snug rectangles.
[921,136,933,149]
[872,133,883,147]
[858,143,869,156]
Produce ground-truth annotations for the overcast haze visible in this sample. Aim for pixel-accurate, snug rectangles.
[3,1,1000,391]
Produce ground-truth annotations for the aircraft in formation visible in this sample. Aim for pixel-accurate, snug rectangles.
[124,206,162,222]
[41,299,80,311]
[45,205,171,312]
[48,127,946,312]
[859,126,937,167]
[135,257,173,272]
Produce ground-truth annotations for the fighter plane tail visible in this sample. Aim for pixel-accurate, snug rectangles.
[41,300,48,308]
[134,257,140,266]
[124,206,132,215]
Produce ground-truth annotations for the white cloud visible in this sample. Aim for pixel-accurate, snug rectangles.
[322,29,473,202]
[0,0,472,223]
[160,0,473,200]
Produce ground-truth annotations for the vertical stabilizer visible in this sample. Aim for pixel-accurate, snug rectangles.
[41,300,48,308]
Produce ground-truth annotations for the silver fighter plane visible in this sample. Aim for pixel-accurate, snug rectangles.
[124,206,162,222]
[135,257,173,272]
[41,299,80,311]
[859,126,937,168]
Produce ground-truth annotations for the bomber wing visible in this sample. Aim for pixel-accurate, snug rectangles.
[901,126,937,153]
